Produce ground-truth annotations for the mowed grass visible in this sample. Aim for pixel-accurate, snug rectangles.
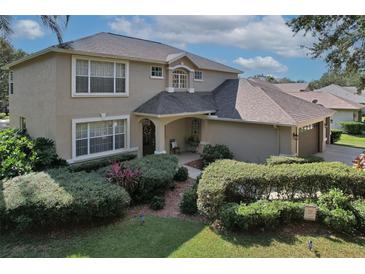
[1,216,365,258]
[335,133,365,149]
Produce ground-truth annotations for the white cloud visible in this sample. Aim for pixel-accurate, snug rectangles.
[108,16,312,57]
[234,56,288,72]
[13,20,44,40]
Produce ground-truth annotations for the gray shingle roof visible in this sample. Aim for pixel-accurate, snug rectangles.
[134,91,216,116]
[59,32,241,74]
[314,84,365,104]
[135,78,334,126]
[289,91,363,110]
[274,83,310,93]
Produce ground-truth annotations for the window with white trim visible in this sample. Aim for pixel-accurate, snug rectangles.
[194,70,203,81]
[75,119,127,157]
[9,71,14,95]
[172,69,187,89]
[151,66,163,78]
[74,58,127,95]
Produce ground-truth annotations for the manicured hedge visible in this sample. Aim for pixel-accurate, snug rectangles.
[0,168,130,231]
[180,175,200,215]
[219,200,305,231]
[100,154,178,203]
[266,155,323,165]
[330,129,343,144]
[174,166,189,181]
[339,121,364,135]
[201,144,233,167]
[69,153,136,173]
[197,160,365,219]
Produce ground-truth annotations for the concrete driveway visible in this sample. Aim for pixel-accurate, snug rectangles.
[315,144,363,166]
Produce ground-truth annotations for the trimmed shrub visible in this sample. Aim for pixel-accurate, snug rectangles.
[330,129,343,144]
[219,200,305,231]
[33,137,67,170]
[340,121,364,135]
[317,188,351,211]
[352,200,365,231]
[319,208,357,235]
[266,155,324,165]
[0,168,130,231]
[70,153,136,173]
[201,144,233,167]
[0,128,36,179]
[174,166,189,181]
[117,154,178,203]
[180,175,201,215]
[149,195,165,210]
[197,160,365,219]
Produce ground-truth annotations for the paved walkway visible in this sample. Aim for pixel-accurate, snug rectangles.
[315,144,363,166]
[176,152,202,179]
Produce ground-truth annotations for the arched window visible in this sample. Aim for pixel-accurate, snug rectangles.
[172,69,187,89]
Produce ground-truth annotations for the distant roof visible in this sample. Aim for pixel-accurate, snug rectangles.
[135,78,333,126]
[5,32,241,74]
[274,83,310,93]
[315,84,365,104]
[289,91,363,110]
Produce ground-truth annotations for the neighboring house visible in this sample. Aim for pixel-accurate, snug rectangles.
[314,84,365,112]
[274,83,310,93]
[4,32,333,164]
[289,91,363,129]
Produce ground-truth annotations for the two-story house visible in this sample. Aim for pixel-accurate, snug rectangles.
[4,32,334,163]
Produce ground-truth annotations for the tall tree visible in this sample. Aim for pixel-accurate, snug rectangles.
[0,39,27,112]
[288,16,365,92]
[0,15,70,44]
[308,70,362,90]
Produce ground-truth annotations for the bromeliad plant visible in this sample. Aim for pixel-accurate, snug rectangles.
[353,151,365,171]
[106,162,142,197]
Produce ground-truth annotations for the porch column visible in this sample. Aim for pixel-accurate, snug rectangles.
[154,121,166,154]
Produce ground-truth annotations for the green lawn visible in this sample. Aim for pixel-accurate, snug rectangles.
[1,216,364,258]
[335,133,365,149]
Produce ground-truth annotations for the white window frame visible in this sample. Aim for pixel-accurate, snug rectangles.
[194,70,204,81]
[150,65,164,79]
[71,115,131,162]
[172,69,188,89]
[71,55,129,97]
[9,71,14,95]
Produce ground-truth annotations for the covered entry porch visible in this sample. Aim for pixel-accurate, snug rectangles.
[135,113,209,156]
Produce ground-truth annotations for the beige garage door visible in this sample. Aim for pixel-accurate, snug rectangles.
[298,123,319,156]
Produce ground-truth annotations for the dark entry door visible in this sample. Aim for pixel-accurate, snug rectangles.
[142,119,156,156]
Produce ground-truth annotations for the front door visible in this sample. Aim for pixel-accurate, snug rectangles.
[142,119,156,156]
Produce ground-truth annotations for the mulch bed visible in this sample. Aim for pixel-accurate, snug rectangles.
[185,159,203,170]
[127,179,204,221]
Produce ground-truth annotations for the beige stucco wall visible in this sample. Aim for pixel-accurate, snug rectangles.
[203,119,293,163]
[10,52,237,162]
[9,53,57,139]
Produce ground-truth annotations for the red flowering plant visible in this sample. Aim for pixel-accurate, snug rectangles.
[106,162,142,196]
[352,151,365,170]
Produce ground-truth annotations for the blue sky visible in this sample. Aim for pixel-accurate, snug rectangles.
[10,15,327,82]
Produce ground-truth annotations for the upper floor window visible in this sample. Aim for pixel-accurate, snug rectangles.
[172,69,187,89]
[9,71,14,95]
[73,56,129,96]
[194,70,203,81]
[151,66,163,79]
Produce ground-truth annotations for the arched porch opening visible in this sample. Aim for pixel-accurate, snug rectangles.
[141,118,156,156]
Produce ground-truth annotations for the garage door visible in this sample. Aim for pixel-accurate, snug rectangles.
[298,123,319,156]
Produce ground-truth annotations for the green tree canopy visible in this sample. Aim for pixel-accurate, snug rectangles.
[308,70,362,90]
[288,16,365,91]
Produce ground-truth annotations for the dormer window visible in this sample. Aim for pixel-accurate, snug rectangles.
[151,66,163,79]
[172,69,187,89]
[194,70,203,81]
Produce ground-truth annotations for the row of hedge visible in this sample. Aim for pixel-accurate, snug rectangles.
[339,121,364,135]
[0,168,131,231]
[266,155,323,165]
[197,160,365,219]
